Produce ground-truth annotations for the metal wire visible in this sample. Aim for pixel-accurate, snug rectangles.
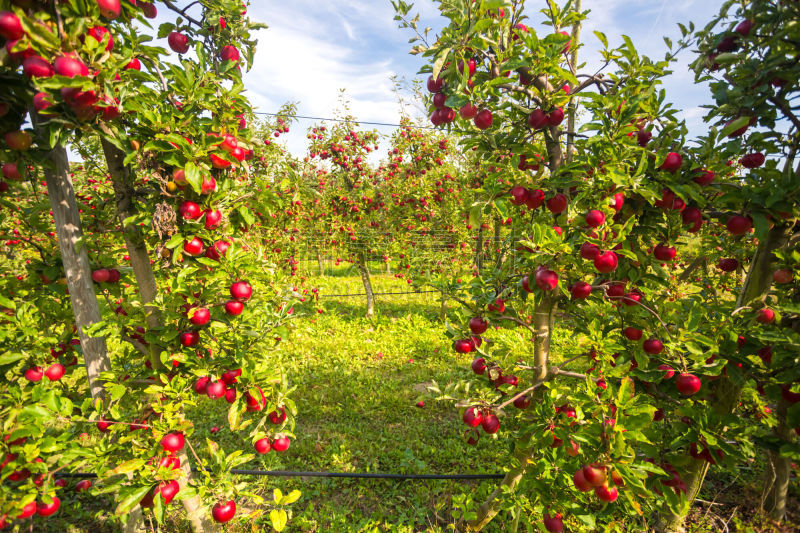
[54,469,504,480]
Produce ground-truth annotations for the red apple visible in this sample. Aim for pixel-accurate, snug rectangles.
[481,413,499,434]
[179,201,203,220]
[25,366,43,382]
[585,209,605,228]
[528,109,548,130]
[572,469,592,491]
[535,268,558,291]
[623,327,642,341]
[4,130,33,151]
[756,308,775,324]
[179,330,200,347]
[595,484,618,502]
[189,307,211,326]
[594,251,618,273]
[230,281,252,301]
[643,338,663,354]
[160,432,185,452]
[220,45,240,62]
[543,512,563,533]
[206,380,226,399]
[0,11,24,41]
[204,209,222,229]
[254,438,271,454]
[726,215,753,236]
[87,26,114,51]
[473,109,493,130]
[168,31,190,54]
[224,300,244,316]
[675,373,701,396]
[582,464,606,487]
[272,435,290,452]
[570,281,592,299]
[97,0,121,19]
[773,269,792,284]
[546,193,567,213]
[44,363,64,381]
[463,406,483,427]
[245,387,266,411]
[183,237,204,256]
[211,500,236,523]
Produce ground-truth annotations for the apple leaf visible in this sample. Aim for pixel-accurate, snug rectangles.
[0,352,24,366]
[115,484,153,515]
[719,116,750,138]
[184,162,202,195]
[432,47,451,83]
[269,509,288,532]
[228,397,242,431]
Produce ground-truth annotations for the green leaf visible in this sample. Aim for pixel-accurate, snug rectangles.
[185,162,202,195]
[0,352,24,366]
[269,509,288,532]
[282,489,301,505]
[431,47,451,83]
[165,233,184,250]
[109,459,147,476]
[469,205,482,227]
[115,484,153,515]
[720,116,749,138]
[228,396,242,431]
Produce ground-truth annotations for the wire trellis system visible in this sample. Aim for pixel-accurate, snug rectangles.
[55,469,505,481]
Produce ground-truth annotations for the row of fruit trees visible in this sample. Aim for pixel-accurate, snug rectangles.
[0,0,798,531]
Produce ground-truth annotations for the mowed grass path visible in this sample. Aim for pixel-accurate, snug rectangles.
[186,269,512,532]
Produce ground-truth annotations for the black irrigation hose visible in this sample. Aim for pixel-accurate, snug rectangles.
[54,470,504,481]
[319,290,439,298]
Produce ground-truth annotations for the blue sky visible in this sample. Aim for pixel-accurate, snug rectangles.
[241,1,724,157]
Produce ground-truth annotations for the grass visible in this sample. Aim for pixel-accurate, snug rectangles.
[37,268,799,532]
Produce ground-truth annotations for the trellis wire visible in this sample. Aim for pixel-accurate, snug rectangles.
[55,469,504,481]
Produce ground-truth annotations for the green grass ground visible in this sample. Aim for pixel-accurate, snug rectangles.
[183,269,510,532]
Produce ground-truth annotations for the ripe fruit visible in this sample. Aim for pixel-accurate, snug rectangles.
[160,432,185,452]
[717,258,738,272]
[92,268,111,283]
[194,376,210,394]
[543,512,563,533]
[4,130,33,151]
[245,387,266,411]
[593,251,618,273]
[168,31,190,54]
[513,394,531,409]
[481,413,499,434]
[469,317,488,334]
[572,469,592,491]
[676,373,701,395]
[179,331,200,347]
[36,496,60,517]
[75,479,92,492]
[570,281,592,299]
[535,268,558,291]
[546,194,567,213]
[726,215,753,236]
[230,281,252,301]
[471,357,486,375]
[740,152,765,168]
[735,19,753,36]
[658,364,675,379]
[643,338,664,354]
[585,210,605,228]
[623,327,642,341]
[682,206,703,232]
[693,169,715,186]
[637,128,652,146]
[459,103,478,119]
[653,244,676,262]
[580,242,600,260]
[595,484,619,503]
[2,162,21,180]
[206,380,226,399]
[45,363,64,381]
[463,406,483,427]
[756,308,775,324]
[269,408,287,424]
[473,109,493,130]
[548,108,565,126]
[254,438,271,454]
[205,240,230,261]
[582,464,606,487]
[96,418,112,433]
[189,307,211,326]
[141,480,180,508]
[453,338,474,353]
[204,209,222,229]
[183,237,204,256]
[97,0,121,19]
[487,298,505,313]
[54,55,89,78]
[212,500,237,523]
[139,2,157,18]
[125,57,141,70]
[224,300,244,316]
[528,109,548,130]
[426,75,443,93]
[0,12,24,41]
[179,201,203,220]
[23,55,54,78]
[773,269,793,284]
[658,152,682,173]
[25,366,43,382]
[220,45,240,62]
[272,435,290,452]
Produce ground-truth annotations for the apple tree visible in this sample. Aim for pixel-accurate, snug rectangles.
[396,0,797,531]
[1,0,299,530]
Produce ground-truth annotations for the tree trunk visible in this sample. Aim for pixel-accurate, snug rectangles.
[475,226,484,272]
[657,224,789,532]
[101,140,216,533]
[440,291,447,321]
[466,298,556,531]
[357,251,375,318]
[317,249,324,276]
[42,142,110,400]
[762,397,792,520]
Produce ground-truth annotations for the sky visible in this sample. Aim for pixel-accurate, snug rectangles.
[243,1,724,158]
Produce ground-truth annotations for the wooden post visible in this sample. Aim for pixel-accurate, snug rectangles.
[42,142,110,400]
